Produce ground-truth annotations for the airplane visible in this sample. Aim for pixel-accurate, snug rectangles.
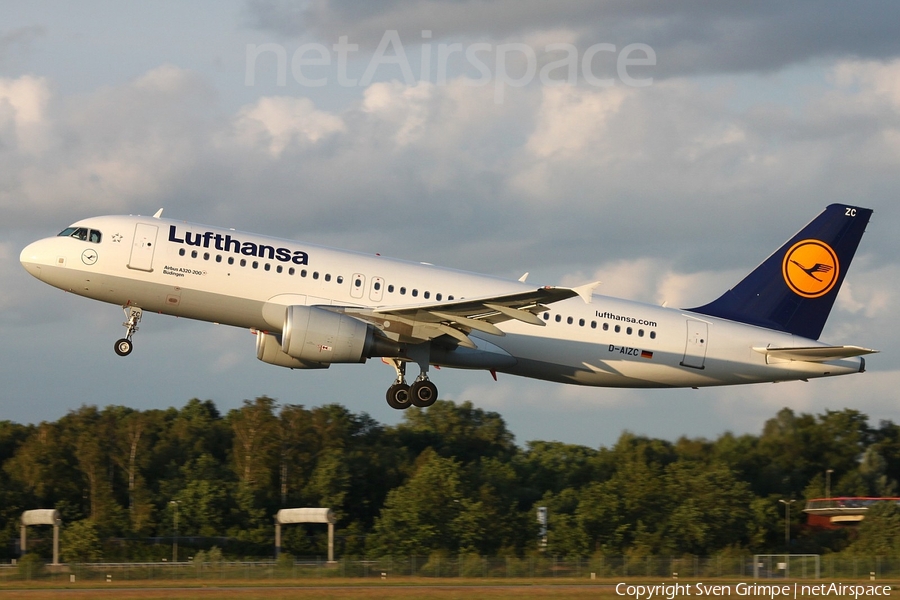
[20,204,877,410]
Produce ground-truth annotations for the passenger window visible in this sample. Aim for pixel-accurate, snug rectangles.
[567,317,573,324]
[240,259,247,267]
[276,265,282,273]
[615,325,621,333]
[638,329,644,337]
[252,261,259,269]
[179,248,186,256]
[264,263,270,271]
[191,250,198,258]
[313,272,319,279]
[626,327,632,335]
[203,252,210,260]
[555,315,561,323]
[579,318,585,326]
[424,291,429,299]
[543,313,550,320]
[289,267,295,275]
[400,287,406,295]
[337,276,344,284]
[436,293,442,301]
[412,289,418,297]
[591,321,597,329]
[228,257,234,265]
[375,282,382,291]
[603,323,609,331]
[216,255,222,263]
[325,274,331,282]
[650,331,657,339]
[388,285,395,293]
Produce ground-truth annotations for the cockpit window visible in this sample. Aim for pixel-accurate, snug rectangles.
[58,227,101,243]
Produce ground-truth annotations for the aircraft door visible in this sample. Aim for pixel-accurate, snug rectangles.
[680,319,708,369]
[369,276,385,302]
[128,224,158,272]
[350,273,365,299]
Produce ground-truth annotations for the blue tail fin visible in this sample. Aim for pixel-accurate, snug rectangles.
[689,204,872,340]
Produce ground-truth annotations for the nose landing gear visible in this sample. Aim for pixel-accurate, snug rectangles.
[114,306,142,357]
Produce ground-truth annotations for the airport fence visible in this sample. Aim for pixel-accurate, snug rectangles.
[4,554,900,582]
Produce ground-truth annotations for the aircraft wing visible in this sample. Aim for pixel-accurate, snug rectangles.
[752,345,878,362]
[335,281,600,348]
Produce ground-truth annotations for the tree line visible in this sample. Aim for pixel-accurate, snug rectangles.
[3,398,900,562]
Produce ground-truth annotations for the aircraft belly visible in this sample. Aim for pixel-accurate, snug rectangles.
[489,332,709,388]
[40,266,269,330]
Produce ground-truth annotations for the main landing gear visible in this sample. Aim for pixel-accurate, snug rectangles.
[384,358,438,410]
[114,306,142,357]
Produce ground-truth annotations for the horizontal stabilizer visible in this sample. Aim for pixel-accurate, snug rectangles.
[752,345,878,362]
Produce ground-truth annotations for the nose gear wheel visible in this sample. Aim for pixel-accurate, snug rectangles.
[115,306,142,357]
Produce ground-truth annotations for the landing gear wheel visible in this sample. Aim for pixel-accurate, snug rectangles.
[386,383,412,410]
[114,338,133,357]
[116,306,142,357]
[410,380,438,408]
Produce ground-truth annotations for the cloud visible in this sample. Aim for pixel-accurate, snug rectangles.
[232,95,346,156]
[0,74,52,154]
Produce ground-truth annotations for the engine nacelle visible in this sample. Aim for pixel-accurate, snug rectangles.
[256,331,328,369]
[282,305,374,365]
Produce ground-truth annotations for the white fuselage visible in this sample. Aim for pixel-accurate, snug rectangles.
[19,214,865,388]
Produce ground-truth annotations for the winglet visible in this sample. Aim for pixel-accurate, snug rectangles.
[571,281,601,304]
[153,208,164,219]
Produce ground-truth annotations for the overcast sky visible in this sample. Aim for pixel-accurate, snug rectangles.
[2,0,898,448]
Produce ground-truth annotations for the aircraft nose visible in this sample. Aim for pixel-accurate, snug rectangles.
[20,239,50,280]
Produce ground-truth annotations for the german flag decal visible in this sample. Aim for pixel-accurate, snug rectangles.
[641,350,653,359]
[782,239,839,299]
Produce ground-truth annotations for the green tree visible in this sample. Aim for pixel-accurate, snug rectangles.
[229,397,279,489]
[397,400,516,464]
[174,453,233,536]
[368,448,464,556]
[848,502,900,554]
[61,519,102,563]
[660,461,755,554]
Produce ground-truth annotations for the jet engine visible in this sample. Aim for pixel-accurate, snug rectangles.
[282,305,375,365]
[256,331,327,369]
